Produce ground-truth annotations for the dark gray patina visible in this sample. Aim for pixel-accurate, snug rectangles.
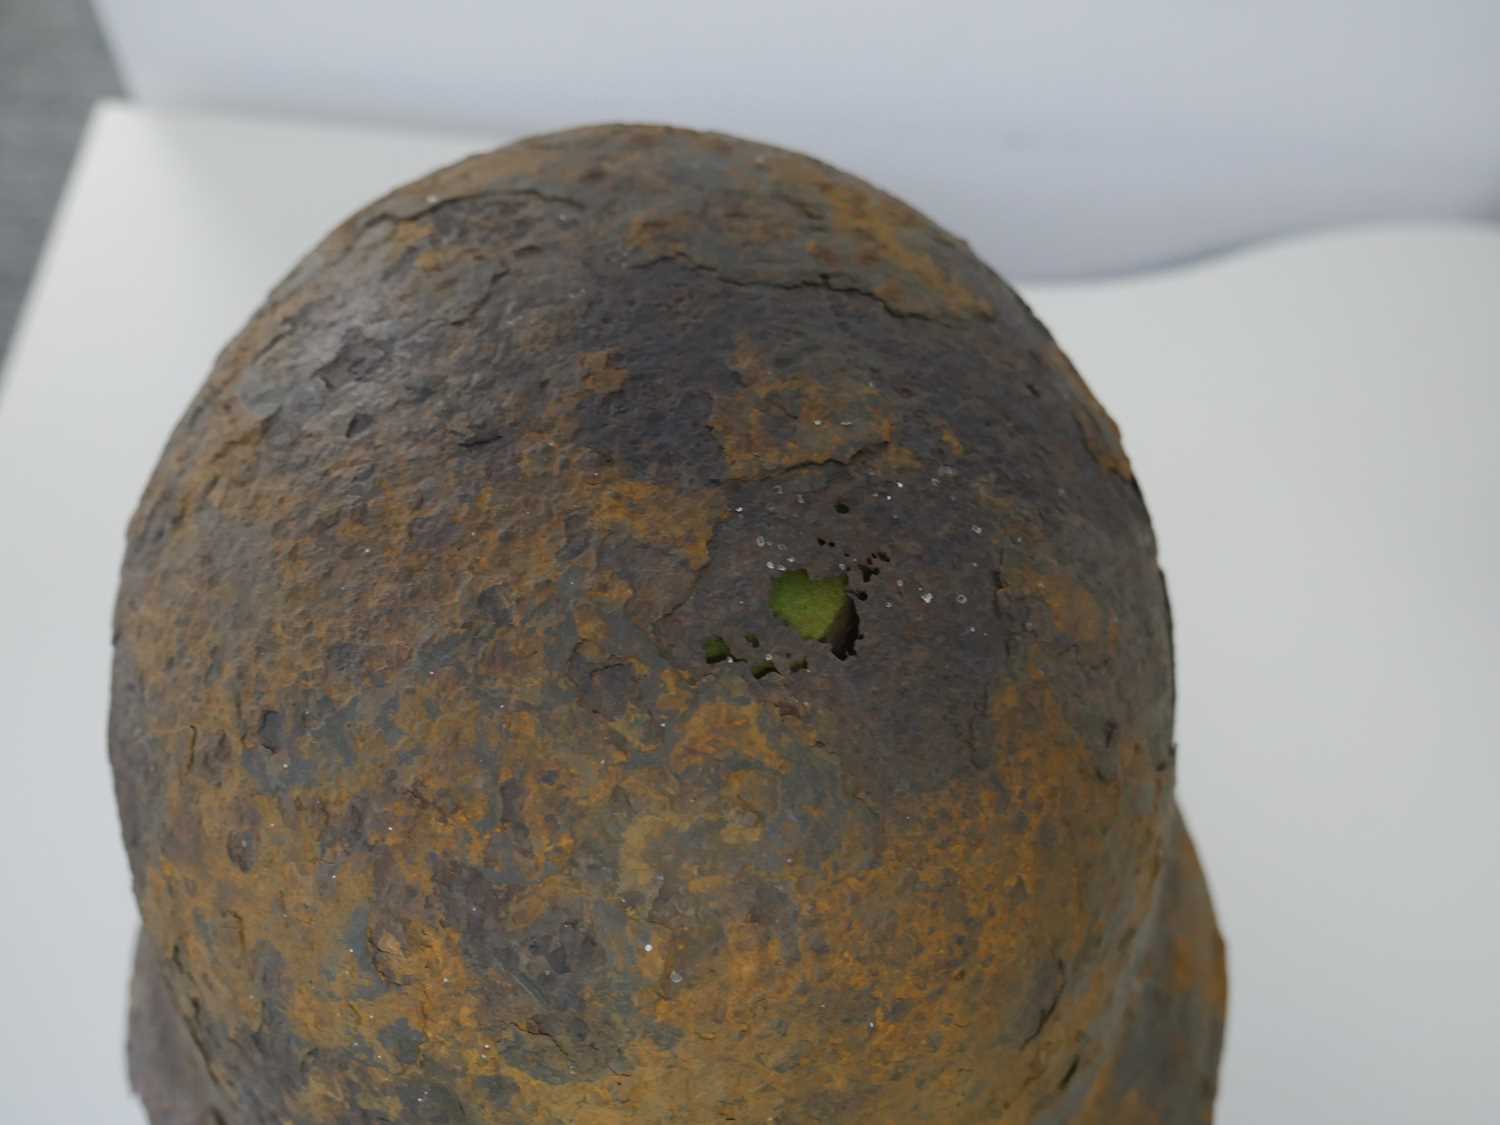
[111,124,1225,1123]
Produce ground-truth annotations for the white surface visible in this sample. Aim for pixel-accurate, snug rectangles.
[1,101,1496,1123]
[91,1,1500,279]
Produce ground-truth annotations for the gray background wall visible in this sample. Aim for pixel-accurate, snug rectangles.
[0,0,119,369]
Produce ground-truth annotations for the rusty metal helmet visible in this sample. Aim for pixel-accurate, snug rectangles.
[111,125,1224,1124]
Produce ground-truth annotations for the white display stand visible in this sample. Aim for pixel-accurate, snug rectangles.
[1,101,1495,1124]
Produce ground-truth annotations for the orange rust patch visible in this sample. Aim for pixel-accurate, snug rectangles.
[881,444,924,473]
[588,477,718,568]
[412,243,493,273]
[390,218,436,249]
[1002,564,1111,648]
[579,350,628,395]
[769,155,995,321]
[709,335,891,477]
[671,696,789,776]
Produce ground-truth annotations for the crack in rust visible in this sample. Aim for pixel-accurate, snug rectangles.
[359,185,585,234]
[1021,961,1068,1048]
[629,250,942,324]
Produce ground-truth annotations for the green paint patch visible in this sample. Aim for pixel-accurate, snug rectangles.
[703,636,732,664]
[770,570,859,658]
[770,570,847,639]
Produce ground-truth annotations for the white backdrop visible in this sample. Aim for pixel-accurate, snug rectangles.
[91,1,1500,278]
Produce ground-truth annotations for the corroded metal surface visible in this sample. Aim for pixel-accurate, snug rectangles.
[110,124,1225,1123]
